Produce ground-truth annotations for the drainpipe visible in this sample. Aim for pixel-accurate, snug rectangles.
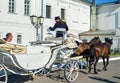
[90,0,97,31]
[41,0,44,41]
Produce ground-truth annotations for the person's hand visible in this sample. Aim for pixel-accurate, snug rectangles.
[47,28,50,32]
[49,26,52,29]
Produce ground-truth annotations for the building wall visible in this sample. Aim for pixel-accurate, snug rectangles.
[97,4,120,30]
[0,0,90,44]
[41,0,91,39]
[0,0,35,44]
[97,4,120,52]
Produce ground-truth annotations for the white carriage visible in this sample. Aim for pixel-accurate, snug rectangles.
[0,31,84,83]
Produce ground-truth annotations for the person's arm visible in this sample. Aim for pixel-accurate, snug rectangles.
[49,23,58,31]
[65,23,69,31]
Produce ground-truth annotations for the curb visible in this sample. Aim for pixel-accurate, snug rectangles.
[99,57,120,62]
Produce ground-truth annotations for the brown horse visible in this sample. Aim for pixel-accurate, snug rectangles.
[70,37,101,57]
[88,38,113,74]
[70,37,101,67]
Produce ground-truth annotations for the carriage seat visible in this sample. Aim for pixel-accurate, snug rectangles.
[0,39,27,54]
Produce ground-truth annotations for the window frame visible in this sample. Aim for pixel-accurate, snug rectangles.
[8,0,16,13]
[17,34,22,44]
[24,0,30,16]
[61,8,65,20]
[46,5,51,18]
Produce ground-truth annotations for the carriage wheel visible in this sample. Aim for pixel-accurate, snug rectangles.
[0,64,8,83]
[64,60,79,82]
[38,67,50,76]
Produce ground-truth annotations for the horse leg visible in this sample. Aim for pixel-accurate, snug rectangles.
[86,57,89,67]
[102,57,106,71]
[94,57,99,74]
[88,60,92,73]
[88,56,94,73]
[104,55,110,71]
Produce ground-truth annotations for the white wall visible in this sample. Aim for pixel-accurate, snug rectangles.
[97,4,120,51]
[97,4,120,30]
[0,0,36,44]
[43,0,90,39]
[0,0,90,44]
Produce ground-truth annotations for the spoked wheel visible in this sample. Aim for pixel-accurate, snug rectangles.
[38,67,50,76]
[64,60,79,82]
[0,64,7,83]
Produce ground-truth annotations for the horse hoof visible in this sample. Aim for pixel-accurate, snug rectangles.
[94,71,98,74]
[97,69,101,72]
[88,71,91,74]
[104,69,107,71]
[103,68,107,71]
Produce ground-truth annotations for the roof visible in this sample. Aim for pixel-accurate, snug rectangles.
[79,30,115,36]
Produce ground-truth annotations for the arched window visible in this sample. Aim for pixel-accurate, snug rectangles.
[17,35,22,44]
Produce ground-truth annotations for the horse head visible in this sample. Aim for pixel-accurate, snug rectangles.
[105,37,113,45]
[70,37,102,58]
[70,43,90,57]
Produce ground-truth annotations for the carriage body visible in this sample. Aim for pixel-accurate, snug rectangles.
[0,41,53,73]
[0,38,83,83]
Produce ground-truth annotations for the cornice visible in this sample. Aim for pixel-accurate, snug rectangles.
[0,21,32,28]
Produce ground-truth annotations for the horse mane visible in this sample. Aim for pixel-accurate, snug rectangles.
[89,36,102,45]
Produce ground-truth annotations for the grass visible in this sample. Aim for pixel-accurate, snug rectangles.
[110,52,120,57]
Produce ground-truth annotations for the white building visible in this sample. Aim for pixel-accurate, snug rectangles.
[79,1,120,52]
[97,2,120,52]
[97,3,120,31]
[0,0,90,44]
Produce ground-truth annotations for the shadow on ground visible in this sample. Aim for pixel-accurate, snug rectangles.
[47,70,67,82]
[112,76,120,80]
[7,75,32,83]
[88,76,118,83]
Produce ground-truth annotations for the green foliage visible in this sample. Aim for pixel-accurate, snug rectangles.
[110,53,120,57]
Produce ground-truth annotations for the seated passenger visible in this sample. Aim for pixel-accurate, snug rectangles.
[3,33,13,42]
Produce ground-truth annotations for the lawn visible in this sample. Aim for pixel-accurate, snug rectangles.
[110,52,120,57]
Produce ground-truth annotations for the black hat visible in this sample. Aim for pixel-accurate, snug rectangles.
[55,16,60,20]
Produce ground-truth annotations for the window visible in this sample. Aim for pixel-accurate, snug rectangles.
[61,8,65,20]
[8,0,15,13]
[24,0,30,16]
[17,35,22,44]
[46,5,51,18]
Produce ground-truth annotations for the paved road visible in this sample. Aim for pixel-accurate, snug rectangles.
[7,59,120,83]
